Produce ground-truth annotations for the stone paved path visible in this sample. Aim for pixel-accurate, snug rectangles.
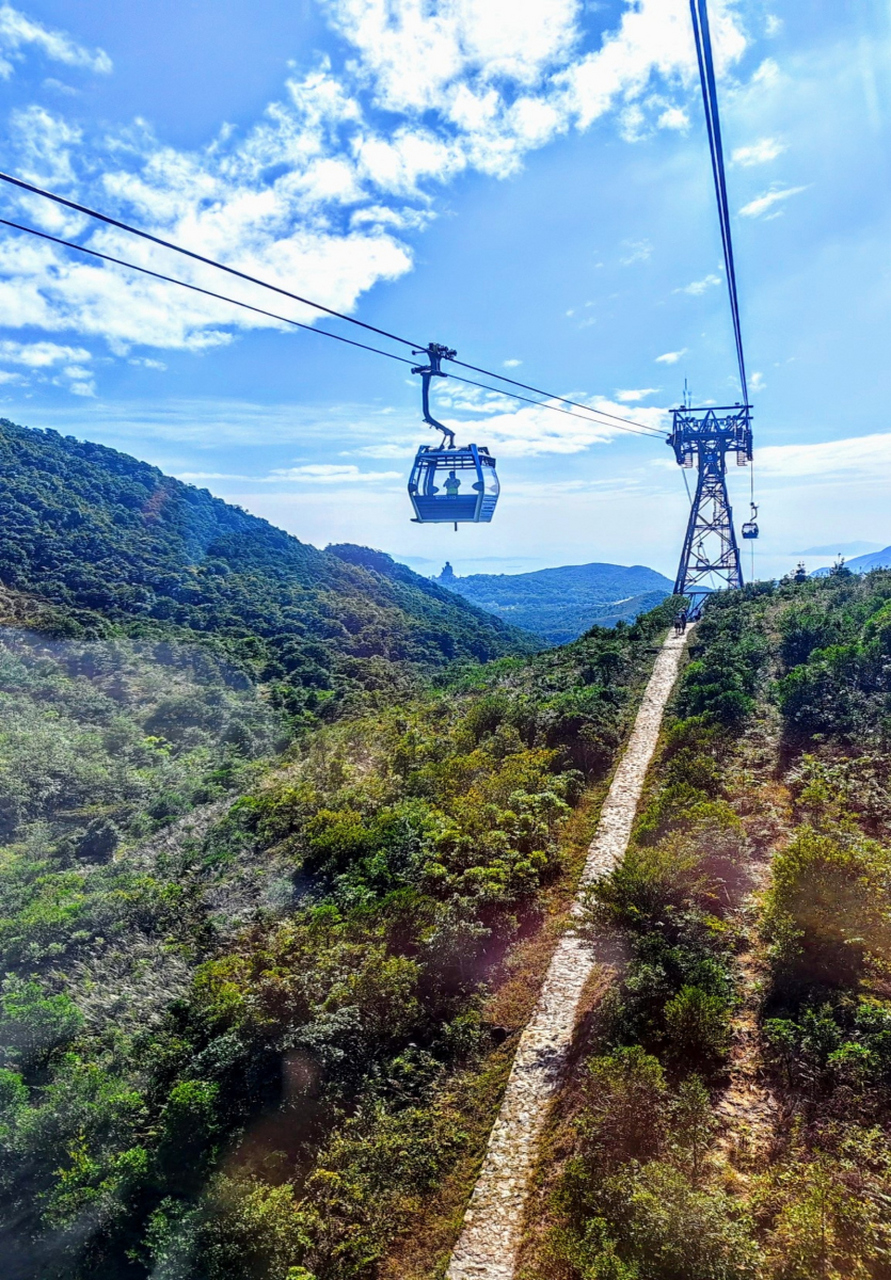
[446,628,691,1280]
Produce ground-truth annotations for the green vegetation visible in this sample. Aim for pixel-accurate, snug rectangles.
[524,572,891,1280]
[436,561,671,644]
[0,464,679,1280]
[0,419,533,728]
[11,413,891,1279]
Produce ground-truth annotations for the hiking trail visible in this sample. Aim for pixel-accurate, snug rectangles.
[446,627,691,1280]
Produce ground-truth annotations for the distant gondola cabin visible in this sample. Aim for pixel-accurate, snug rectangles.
[408,444,499,524]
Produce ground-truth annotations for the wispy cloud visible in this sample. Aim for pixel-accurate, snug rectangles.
[620,238,653,265]
[0,4,111,77]
[676,272,721,295]
[435,393,669,457]
[758,432,891,478]
[354,442,419,459]
[179,462,403,486]
[616,388,658,402]
[739,184,808,219]
[731,137,786,167]
[655,348,687,365]
[266,463,402,484]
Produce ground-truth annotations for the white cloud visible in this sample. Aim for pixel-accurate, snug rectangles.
[750,371,765,392]
[0,4,111,78]
[765,15,783,37]
[676,272,721,295]
[656,348,687,364]
[321,0,581,116]
[128,356,167,370]
[620,238,653,265]
[0,0,749,363]
[267,463,402,483]
[0,338,90,367]
[353,442,418,459]
[503,358,522,368]
[0,337,95,394]
[752,57,780,85]
[616,388,658,402]
[434,393,668,457]
[758,432,891,479]
[10,105,82,188]
[739,184,808,219]
[180,461,406,485]
[657,106,689,131]
[731,137,786,167]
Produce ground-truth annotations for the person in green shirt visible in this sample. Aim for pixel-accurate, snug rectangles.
[443,470,461,498]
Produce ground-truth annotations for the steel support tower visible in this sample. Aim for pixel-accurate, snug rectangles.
[668,403,752,608]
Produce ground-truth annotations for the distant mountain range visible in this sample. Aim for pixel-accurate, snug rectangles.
[813,545,891,577]
[434,560,673,644]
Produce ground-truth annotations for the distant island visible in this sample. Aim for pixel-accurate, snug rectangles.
[433,560,673,644]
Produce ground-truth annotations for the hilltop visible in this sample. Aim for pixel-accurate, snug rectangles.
[813,544,891,575]
[433,559,673,643]
[0,419,534,722]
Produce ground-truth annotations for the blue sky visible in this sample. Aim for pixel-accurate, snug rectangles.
[0,0,888,581]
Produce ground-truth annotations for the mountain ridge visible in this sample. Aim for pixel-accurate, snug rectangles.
[812,544,891,576]
[433,559,673,644]
[0,418,535,720]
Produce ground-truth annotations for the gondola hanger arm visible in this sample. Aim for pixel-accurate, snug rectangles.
[412,342,457,448]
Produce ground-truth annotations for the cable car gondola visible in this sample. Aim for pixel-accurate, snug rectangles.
[407,342,500,529]
[741,503,759,540]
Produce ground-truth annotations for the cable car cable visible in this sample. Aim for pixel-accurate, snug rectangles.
[449,357,666,436]
[0,217,420,368]
[0,167,668,439]
[0,216,663,441]
[0,168,425,352]
[689,0,748,407]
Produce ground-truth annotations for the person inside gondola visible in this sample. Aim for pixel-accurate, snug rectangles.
[444,470,461,498]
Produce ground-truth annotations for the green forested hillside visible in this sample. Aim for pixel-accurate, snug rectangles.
[522,568,891,1280]
[435,561,672,644]
[0,419,533,724]
[0,568,678,1279]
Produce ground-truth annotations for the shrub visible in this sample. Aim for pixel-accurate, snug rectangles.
[614,1162,760,1280]
[762,827,891,994]
[576,1047,669,1170]
[663,985,731,1072]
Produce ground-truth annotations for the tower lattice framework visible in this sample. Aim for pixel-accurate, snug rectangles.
[669,404,751,606]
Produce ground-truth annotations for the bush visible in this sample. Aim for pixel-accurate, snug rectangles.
[663,986,731,1072]
[577,1048,669,1168]
[613,1161,760,1280]
[763,827,891,994]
